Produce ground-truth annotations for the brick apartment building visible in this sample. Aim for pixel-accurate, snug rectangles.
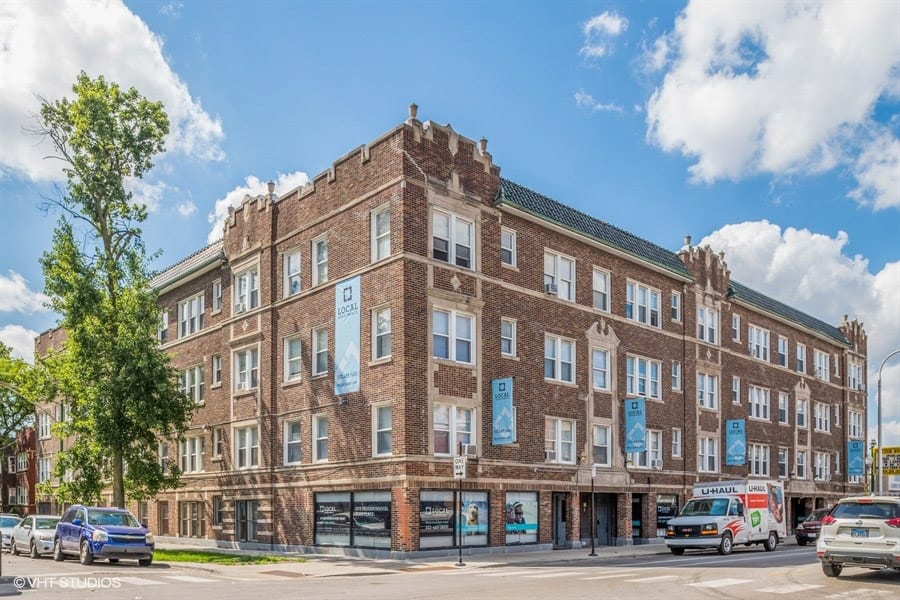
[34,106,868,555]
[2,427,36,515]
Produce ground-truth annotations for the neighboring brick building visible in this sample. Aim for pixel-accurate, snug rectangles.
[35,106,867,555]
[2,427,36,515]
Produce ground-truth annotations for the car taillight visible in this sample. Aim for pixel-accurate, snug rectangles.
[821,515,837,525]
[886,517,900,528]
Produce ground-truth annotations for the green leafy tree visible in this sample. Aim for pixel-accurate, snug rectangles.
[35,72,192,507]
[0,343,36,502]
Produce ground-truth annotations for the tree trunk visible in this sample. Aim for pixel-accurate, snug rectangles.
[112,451,125,508]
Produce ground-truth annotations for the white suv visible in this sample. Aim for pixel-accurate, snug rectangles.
[816,496,900,577]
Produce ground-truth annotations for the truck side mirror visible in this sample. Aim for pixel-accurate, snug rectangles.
[737,505,744,516]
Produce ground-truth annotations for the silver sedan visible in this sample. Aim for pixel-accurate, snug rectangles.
[10,515,60,558]
[0,514,21,550]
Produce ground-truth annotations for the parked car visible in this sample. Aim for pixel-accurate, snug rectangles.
[53,505,154,566]
[796,507,830,546]
[0,514,22,551]
[10,515,60,558]
[817,495,900,577]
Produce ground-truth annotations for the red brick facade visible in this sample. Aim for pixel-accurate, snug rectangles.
[34,108,867,556]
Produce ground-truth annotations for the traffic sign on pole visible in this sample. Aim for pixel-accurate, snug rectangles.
[453,456,467,479]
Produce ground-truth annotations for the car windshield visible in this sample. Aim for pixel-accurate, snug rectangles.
[35,518,60,529]
[87,510,140,527]
[807,509,828,522]
[0,516,20,528]
[832,502,900,519]
[680,498,729,516]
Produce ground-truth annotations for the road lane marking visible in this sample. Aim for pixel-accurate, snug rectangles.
[161,575,219,583]
[689,578,753,588]
[477,570,541,577]
[824,591,895,599]
[116,577,165,586]
[758,583,823,594]
[579,572,638,580]
[524,571,585,579]
[625,575,680,583]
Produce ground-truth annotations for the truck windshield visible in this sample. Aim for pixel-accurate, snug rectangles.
[680,498,730,516]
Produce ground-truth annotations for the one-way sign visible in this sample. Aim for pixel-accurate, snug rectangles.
[453,456,467,479]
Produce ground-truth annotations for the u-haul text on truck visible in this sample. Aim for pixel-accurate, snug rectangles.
[665,479,786,556]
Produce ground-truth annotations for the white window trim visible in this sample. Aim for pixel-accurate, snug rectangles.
[312,414,328,462]
[372,305,392,361]
[778,392,790,425]
[797,398,808,429]
[283,249,302,298]
[778,447,789,479]
[545,334,576,384]
[696,372,718,410]
[283,335,303,383]
[500,227,517,268]
[671,361,682,391]
[157,309,169,343]
[629,429,662,469]
[179,435,205,474]
[501,318,517,358]
[212,354,222,386]
[672,428,682,458]
[233,346,260,392]
[748,324,770,362]
[796,343,807,374]
[592,424,611,467]
[432,208,475,270]
[234,423,260,470]
[544,250,576,302]
[312,235,328,287]
[749,443,770,476]
[212,279,222,312]
[696,306,719,345]
[181,365,205,405]
[732,376,741,404]
[592,267,610,312]
[283,420,302,465]
[626,354,661,400]
[698,437,719,473]
[232,262,260,313]
[670,291,681,322]
[372,404,392,457]
[777,336,788,367]
[371,204,391,263]
[813,349,831,382]
[312,327,329,376]
[625,280,661,328]
[433,404,475,457]
[749,386,771,421]
[732,314,741,341]
[592,347,609,391]
[178,293,205,338]
[545,417,576,464]
[432,308,475,365]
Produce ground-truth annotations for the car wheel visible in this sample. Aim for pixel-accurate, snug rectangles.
[53,539,65,562]
[822,562,842,577]
[9,540,17,555]
[108,558,119,564]
[717,532,733,556]
[29,540,39,559]
[669,547,685,555]
[138,557,153,567]
[79,540,94,566]
[796,538,807,546]
[764,532,778,552]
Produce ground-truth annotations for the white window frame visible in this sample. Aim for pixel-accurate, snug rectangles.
[501,318,517,358]
[371,204,391,263]
[432,209,475,269]
[814,349,830,382]
[834,404,841,427]
[500,227,517,267]
[283,250,301,297]
[157,310,169,343]
[670,291,681,322]
[749,443,770,476]
[778,447,789,478]
[626,281,661,328]
[671,361,682,391]
[312,235,328,286]
[372,306,392,360]
[545,417,576,464]
[234,424,260,469]
[848,362,864,390]
[544,250,575,302]
[179,435,205,473]
[212,428,223,458]
[698,437,719,473]
[629,430,662,469]
[749,386,770,421]
[748,325,770,362]
[797,398,808,429]
[731,314,741,341]
[212,280,222,311]
[796,450,807,479]
[626,355,661,400]
[777,336,788,367]
[233,264,259,312]
[796,343,807,373]
[432,308,475,365]
[672,428,682,458]
[38,412,51,439]
[778,392,789,424]
[178,293,205,338]
[181,365,205,404]
[433,404,474,456]
[284,335,302,382]
[16,452,26,471]
[592,424,610,466]
[732,376,741,404]
[313,415,328,462]
[373,404,392,457]
[592,268,610,312]
[234,347,259,392]
[592,348,609,391]
[696,306,719,345]
[283,420,302,465]
[814,451,831,481]
[38,457,51,483]
[212,354,222,385]
[849,411,863,438]
[696,372,718,410]
[544,334,575,384]
[814,401,831,432]
[312,327,328,376]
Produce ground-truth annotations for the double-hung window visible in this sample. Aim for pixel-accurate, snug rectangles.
[373,404,392,456]
[732,376,741,404]
[778,392,789,424]
[38,457,51,483]
[212,280,222,311]
[544,335,575,383]
[749,386,770,420]
[284,336,302,382]
[671,361,682,391]
[432,209,474,269]
[180,436,205,473]
[312,237,328,286]
[371,205,391,262]
[372,307,392,360]
[797,399,808,428]
[157,310,169,343]
[797,450,807,479]
[629,430,662,469]
[284,421,301,465]
[814,350,830,382]
[312,328,328,375]
[544,251,575,301]
[696,373,718,410]
[234,347,259,391]
[545,417,575,464]
[749,444,769,476]
[283,250,301,297]
[796,344,807,373]
[592,425,610,466]
[500,228,517,267]
[696,307,718,344]
[670,292,681,322]
[814,451,830,481]
[181,366,205,404]
[626,355,661,400]
[179,294,205,337]
[625,281,660,327]
[234,265,259,312]
[731,315,741,341]
[672,428,682,457]
[778,448,789,478]
[433,309,474,364]
[748,325,770,361]
[501,318,516,357]
[433,405,474,456]
[592,268,610,311]
[591,349,609,390]
[848,362,864,390]
[777,336,788,367]
[849,411,863,438]
[698,437,718,473]
[235,425,259,468]
[38,413,51,439]
[212,355,222,385]
[814,402,831,432]
[313,416,329,461]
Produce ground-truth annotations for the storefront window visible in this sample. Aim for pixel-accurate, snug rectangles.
[314,491,392,548]
[315,492,351,546]
[419,490,489,549]
[505,491,538,544]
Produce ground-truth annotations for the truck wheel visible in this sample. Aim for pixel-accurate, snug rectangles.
[670,547,685,555]
[764,532,778,551]
[138,557,153,567]
[822,562,842,577]
[79,540,94,565]
[53,539,65,562]
[717,532,733,555]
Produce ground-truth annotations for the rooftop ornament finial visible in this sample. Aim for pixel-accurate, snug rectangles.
[408,103,418,120]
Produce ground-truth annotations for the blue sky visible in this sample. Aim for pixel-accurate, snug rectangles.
[1,1,898,446]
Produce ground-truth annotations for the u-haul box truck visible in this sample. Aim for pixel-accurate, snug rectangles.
[665,479,786,555]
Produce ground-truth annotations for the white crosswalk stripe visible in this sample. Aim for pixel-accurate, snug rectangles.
[758,583,823,594]
[161,574,220,584]
[477,569,541,577]
[580,572,638,580]
[625,575,680,583]
[115,576,165,586]
[524,571,585,579]
[824,590,896,599]
[689,578,753,588]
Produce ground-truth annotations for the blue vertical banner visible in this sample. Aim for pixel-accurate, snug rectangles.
[491,377,515,445]
[726,419,746,465]
[334,275,361,395]
[848,440,864,476]
[624,398,646,453]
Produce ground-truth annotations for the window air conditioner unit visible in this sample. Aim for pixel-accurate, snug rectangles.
[234,302,246,314]
[236,381,246,391]
[461,444,477,458]
[858,383,866,391]
[544,283,558,295]
[651,459,663,470]
[544,450,556,461]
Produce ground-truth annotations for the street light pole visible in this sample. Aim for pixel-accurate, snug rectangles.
[876,350,900,495]
[589,465,596,557]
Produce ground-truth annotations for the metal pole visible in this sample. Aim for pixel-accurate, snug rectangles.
[456,475,464,567]
[876,350,900,495]
[589,469,596,557]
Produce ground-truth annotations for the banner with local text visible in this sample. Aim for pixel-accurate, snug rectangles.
[334,275,361,395]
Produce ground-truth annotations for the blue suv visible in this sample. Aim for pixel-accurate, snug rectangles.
[53,505,154,566]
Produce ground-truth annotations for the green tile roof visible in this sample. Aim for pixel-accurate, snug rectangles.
[729,280,848,346]
[495,178,693,280]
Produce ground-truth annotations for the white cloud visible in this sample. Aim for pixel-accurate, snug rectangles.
[574,90,623,113]
[646,0,900,209]
[207,171,310,244]
[0,324,38,363]
[699,221,900,447]
[0,0,225,182]
[177,200,197,217]
[580,11,628,58]
[0,271,49,313]
[125,177,166,213]
[159,2,183,17]
[848,130,900,210]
